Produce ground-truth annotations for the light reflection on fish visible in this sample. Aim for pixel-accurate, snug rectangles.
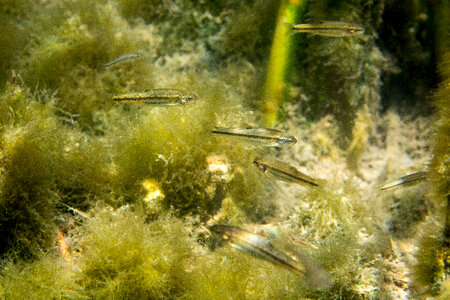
[380,171,428,191]
[212,127,297,147]
[104,52,142,68]
[62,203,90,219]
[254,156,319,187]
[210,224,306,274]
[288,21,364,37]
[113,89,198,105]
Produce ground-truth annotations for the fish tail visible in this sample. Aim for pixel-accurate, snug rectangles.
[380,179,403,191]
[283,22,299,36]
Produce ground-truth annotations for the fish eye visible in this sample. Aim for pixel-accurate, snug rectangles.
[281,136,296,144]
[253,160,266,172]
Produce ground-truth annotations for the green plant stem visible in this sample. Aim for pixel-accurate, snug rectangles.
[262,0,308,127]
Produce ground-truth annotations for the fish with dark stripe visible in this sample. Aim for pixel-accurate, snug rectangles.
[254,156,319,187]
[288,21,364,37]
[104,52,142,68]
[113,89,198,105]
[210,224,306,274]
[212,127,297,147]
[380,171,428,191]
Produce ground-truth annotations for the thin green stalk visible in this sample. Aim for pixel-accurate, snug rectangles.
[262,0,308,127]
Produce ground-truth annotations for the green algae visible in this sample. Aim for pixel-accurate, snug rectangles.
[384,186,429,239]
[0,0,445,298]
[16,2,159,130]
[77,209,196,299]
[108,81,274,220]
[412,50,450,296]
[0,82,64,260]
[287,0,387,173]
[0,256,84,299]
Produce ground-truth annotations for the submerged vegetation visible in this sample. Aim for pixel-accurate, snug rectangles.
[0,0,447,298]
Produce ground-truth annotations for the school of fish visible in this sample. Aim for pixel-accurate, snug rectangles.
[102,20,428,288]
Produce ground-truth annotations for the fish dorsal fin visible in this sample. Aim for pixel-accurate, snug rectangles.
[243,122,257,129]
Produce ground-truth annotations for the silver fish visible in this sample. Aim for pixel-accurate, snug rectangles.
[62,203,90,219]
[380,171,428,191]
[210,224,305,274]
[113,89,198,105]
[254,156,319,187]
[104,52,142,68]
[288,21,364,37]
[212,127,297,147]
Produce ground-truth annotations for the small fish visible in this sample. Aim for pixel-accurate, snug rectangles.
[62,203,90,219]
[288,21,365,37]
[254,156,319,187]
[210,224,306,274]
[380,171,428,191]
[212,127,297,147]
[104,52,142,68]
[113,89,198,105]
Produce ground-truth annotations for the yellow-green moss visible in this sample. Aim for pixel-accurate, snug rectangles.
[382,186,429,239]
[0,0,443,298]
[0,83,65,259]
[0,256,83,299]
[346,105,374,173]
[17,2,159,130]
[412,50,450,295]
[0,1,38,86]
[290,0,387,173]
[413,228,445,296]
[287,180,392,298]
[109,83,273,220]
[0,208,331,299]
[76,208,196,299]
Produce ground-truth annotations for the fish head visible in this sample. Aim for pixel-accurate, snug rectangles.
[210,224,237,243]
[253,158,267,173]
[278,134,297,145]
[209,224,228,235]
[177,93,198,105]
[346,24,365,35]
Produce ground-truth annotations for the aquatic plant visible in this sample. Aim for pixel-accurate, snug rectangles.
[0,80,64,259]
[12,1,159,130]
[0,255,82,299]
[262,0,308,127]
[0,0,444,298]
[413,50,450,296]
[76,208,198,299]
[286,0,386,174]
[0,76,113,259]
[0,1,39,86]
